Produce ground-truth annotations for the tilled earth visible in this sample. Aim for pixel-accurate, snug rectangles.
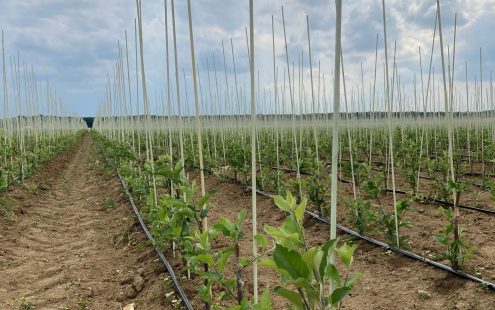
[0,134,175,309]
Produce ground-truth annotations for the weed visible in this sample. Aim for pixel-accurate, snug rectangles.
[75,250,88,261]
[103,196,116,210]
[63,283,71,303]
[112,229,130,247]
[24,183,38,193]
[78,298,89,310]
[0,197,16,222]
[39,183,50,191]
[147,281,163,300]
[135,240,149,252]
[17,294,34,310]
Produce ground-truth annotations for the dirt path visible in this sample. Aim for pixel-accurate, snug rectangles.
[0,134,174,309]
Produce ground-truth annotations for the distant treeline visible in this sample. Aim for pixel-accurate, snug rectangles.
[0,115,87,126]
[90,110,495,123]
[5,111,491,130]
[83,117,94,128]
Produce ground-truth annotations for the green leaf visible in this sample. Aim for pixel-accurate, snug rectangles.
[294,198,307,221]
[201,271,220,281]
[274,195,291,212]
[313,249,323,276]
[330,286,352,305]
[434,234,448,245]
[253,288,273,310]
[218,291,229,301]
[325,264,341,285]
[198,189,218,209]
[163,198,187,208]
[304,284,321,305]
[319,239,337,280]
[445,224,454,235]
[260,258,287,276]
[195,254,214,266]
[396,200,409,213]
[218,248,234,271]
[274,286,303,308]
[284,277,313,291]
[236,208,247,228]
[213,218,234,236]
[302,247,320,271]
[273,245,310,280]
[254,234,268,248]
[285,191,296,208]
[172,226,182,237]
[336,243,357,268]
[345,272,364,287]
[240,258,250,267]
[264,224,304,250]
[225,297,249,310]
[198,283,212,303]
[284,215,302,236]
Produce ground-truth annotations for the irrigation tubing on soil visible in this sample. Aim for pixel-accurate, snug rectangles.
[272,165,495,217]
[240,183,495,291]
[192,165,495,289]
[117,169,194,310]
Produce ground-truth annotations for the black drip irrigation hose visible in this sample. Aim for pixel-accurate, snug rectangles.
[339,162,487,190]
[365,182,495,216]
[428,197,495,215]
[193,165,495,288]
[417,174,486,190]
[117,170,194,310]
[272,165,495,216]
[338,157,495,178]
[242,183,495,290]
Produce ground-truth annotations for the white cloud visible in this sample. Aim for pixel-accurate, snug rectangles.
[1,0,495,116]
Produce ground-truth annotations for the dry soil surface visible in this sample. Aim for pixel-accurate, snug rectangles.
[0,134,175,310]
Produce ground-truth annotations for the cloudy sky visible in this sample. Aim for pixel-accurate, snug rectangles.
[1,0,495,116]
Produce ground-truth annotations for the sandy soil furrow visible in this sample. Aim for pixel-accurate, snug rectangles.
[0,134,173,310]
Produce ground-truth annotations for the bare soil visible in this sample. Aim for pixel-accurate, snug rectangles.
[0,134,175,310]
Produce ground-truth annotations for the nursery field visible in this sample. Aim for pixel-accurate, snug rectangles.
[96,122,495,309]
[2,0,495,309]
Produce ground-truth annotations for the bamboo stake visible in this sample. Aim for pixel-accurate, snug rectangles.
[329,0,342,297]
[248,0,258,303]
[382,0,400,247]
